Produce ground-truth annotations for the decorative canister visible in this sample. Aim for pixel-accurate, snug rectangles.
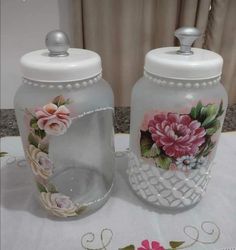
[128,27,228,209]
[14,30,115,218]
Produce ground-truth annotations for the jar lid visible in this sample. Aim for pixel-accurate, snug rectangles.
[21,30,102,82]
[144,27,223,80]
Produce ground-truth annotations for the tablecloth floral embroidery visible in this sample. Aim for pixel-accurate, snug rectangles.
[81,221,220,250]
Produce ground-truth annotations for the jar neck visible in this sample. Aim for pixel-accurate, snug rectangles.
[22,73,102,90]
[144,70,221,89]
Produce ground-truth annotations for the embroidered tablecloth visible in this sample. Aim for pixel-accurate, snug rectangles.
[1,133,236,250]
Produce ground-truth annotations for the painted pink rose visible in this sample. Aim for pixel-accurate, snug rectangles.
[35,103,71,136]
[138,240,165,250]
[148,113,206,158]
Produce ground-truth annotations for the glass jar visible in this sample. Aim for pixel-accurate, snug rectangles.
[128,27,228,210]
[14,31,115,218]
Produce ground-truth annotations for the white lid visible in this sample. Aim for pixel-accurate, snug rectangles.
[20,31,102,82]
[144,47,223,80]
[144,27,223,80]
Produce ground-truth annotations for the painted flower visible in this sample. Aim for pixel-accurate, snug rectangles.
[35,103,71,136]
[148,113,206,158]
[176,155,197,171]
[138,240,165,250]
[27,144,53,179]
[40,192,77,217]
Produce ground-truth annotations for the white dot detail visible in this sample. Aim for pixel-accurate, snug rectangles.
[66,84,72,89]
[58,85,63,89]
[75,83,80,88]
[194,83,200,88]
[177,82,183,87]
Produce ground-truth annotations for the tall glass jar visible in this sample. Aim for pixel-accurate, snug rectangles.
[14,31,115,218]
[128,27,228,210]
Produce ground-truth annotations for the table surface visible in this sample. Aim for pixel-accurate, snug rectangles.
[1,105,236,137]
[1,133,236,250]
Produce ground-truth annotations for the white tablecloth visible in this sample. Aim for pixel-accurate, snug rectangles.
[1,133,236,250]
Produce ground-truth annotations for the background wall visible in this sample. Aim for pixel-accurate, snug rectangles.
[1,0,74,108]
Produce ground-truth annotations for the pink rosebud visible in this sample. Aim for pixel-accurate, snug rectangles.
[35,102,71,136]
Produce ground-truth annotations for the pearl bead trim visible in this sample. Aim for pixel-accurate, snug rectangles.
[144,71,221,88]
[23,73,102,90]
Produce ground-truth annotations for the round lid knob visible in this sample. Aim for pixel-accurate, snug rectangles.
[45,30,70,57]
[175,27,201,55]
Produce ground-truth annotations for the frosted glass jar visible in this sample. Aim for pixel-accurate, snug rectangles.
[128,27,228,210]
[14,31,115,218]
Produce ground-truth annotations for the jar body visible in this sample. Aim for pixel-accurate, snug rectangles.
[128,73,228,209]
[14,76,115,217]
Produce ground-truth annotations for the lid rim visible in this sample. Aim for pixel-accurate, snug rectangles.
[144,47,223,80]
[21,48,102,82]
[144,69,222,81]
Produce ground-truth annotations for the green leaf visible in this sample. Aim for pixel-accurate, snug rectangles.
[28,133,39,147]
[156,155,172,170]
[75,205,87,215]
[143,143,160,158]
[36,182,47,193]
[0,152,8,157]
[169,241,185,248]
[201,104,218,127]
[140,130,156,158]
[46,183,58,193]
[30,117,38,127]
[190,101,203,120]
[34,129,46,139]
[52,95,66,106]
[119,245,135,250]
[190,107,197,119]
[38,143,49,154]
[217,100,224,117]
[206,120,220,135]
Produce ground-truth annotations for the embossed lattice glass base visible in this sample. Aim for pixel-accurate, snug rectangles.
[127,152,213,209]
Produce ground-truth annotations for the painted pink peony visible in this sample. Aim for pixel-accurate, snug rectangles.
[148,113,206,158]
[138,240,165,250]
[35,103,71,136]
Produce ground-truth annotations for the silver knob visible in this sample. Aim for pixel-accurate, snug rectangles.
[45,30,70,57]
[175,27,201,55]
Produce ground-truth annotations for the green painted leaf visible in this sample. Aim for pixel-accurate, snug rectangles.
[34,129,46,139]
[140,130,156,158]
[75,205,87,215]
[36,182,47,193]
[200,104,218,127]
[46,183,58,193]
[119,245,135,250]
[216,100,224,117]
[28,133,39,147]
[190,101,203,120]
[157,155,172,170]
[169,241,185,248]
[52,95,66,106]
[190,107,197,119]
[143,143,160,158]
[38,143,49,154]
[30,117,38,127]
[206,120,220,135]
[0,152,8,157]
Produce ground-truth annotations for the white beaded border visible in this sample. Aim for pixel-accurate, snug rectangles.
[144,71,221,88]
[23,73,102,90]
